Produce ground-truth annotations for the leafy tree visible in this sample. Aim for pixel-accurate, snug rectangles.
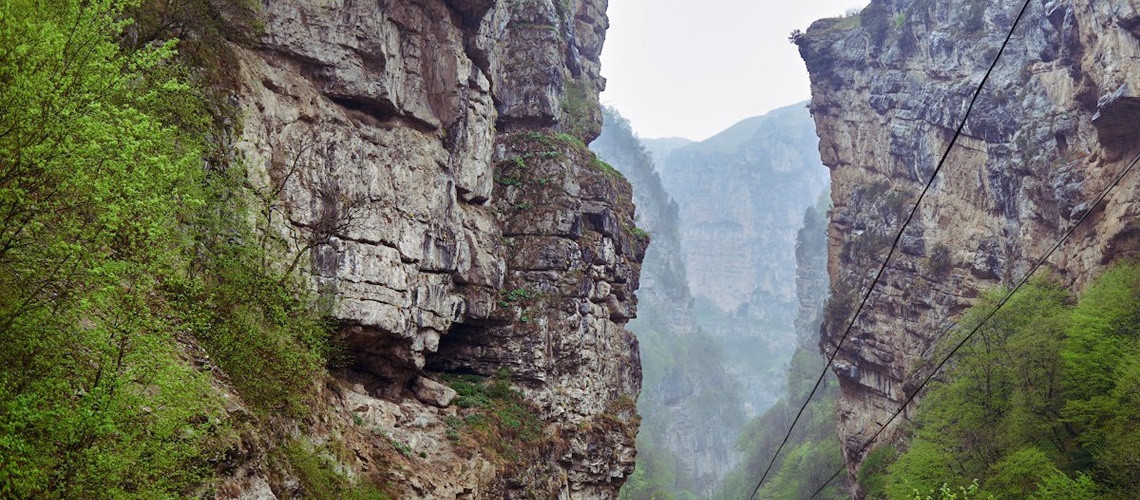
[1062,263,1140,493]
[714,347,847,500]
[876,262,1140,499]
[0,0,223,496]
[0,0,341,495]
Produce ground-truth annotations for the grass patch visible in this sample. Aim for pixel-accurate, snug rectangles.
[440,371,545,464]
[627,225,650,242]
[592,157,624,180]
[497,287,541,308]
[281,439,390,500]
[560,78,595,139]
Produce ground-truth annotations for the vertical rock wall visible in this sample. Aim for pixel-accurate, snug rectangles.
[653,104,830,415]
[227,0,644,497]
[799,0,1140,476]
[593,109,747,496]
[656,105,829,324]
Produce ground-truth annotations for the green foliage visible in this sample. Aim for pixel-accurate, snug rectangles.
[561,77,596,139]
[592,157,625,180]
[162,233,332,416]
[620,291,746,496]
[859,445,897,499]
[440,371,544,464]
[620,438,682,500]
[127,0,264,88]
[497,287,539,308]
[714,347,847,500]
[1030,469,1100,500]
[628,225,650,241]
[885,439,962,500]
[495,174,524,186]
[1062,264,1140,492]
[909,480,990,500]
[0,0,338,495]
[281,439,390,500]
[385,434,415,458]
[879,263,1140,499]
[754,431,847,499]
[0,1,228,496]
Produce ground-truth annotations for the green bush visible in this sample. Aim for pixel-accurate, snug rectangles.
[441,371,544,463]
[0,1,228,496]
[859,445,897,499]
[281,439,390,500]
[881,263,1140,499]
[0,0,340,495]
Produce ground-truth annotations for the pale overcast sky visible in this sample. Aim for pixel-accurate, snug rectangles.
[600,0,869,141]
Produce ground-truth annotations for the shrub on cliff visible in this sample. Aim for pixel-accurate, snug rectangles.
[864,263,1140,499]
[0,0,341,495]
[0,0,222,495]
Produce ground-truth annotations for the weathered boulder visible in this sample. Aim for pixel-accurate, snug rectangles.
[411,376,458,408]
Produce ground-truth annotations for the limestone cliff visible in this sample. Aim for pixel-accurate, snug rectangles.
[224,0,645,497]
[799,0,1140,477]
[653,104,830,415]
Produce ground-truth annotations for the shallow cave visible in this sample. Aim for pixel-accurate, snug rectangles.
[424,322,500,377]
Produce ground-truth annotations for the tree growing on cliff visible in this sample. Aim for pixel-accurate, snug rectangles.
[0,0,220,495]
[0,1,358,495]
[864,263,1140,499]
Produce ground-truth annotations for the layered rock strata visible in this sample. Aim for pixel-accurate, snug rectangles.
[227,0,644,496]
[799,0,1140,477]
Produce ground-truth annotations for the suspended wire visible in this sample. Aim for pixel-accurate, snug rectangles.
[745,1,1034,498]
[806,149,1140,500]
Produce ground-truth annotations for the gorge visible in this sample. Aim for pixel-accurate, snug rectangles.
[3,0,1140,498]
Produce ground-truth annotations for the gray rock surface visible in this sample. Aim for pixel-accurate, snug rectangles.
[226,0,644,497]
[657,104,829,322]
[411,376,458,408]
[653,103,830,415]
[799,0,1140,477]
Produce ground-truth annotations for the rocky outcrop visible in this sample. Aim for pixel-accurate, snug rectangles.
[592,109,746,497]
[653,103,830,415]
[799,0,1140,477]
[227,0,645,497]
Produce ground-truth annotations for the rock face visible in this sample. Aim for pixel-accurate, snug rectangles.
[228,0,645,497]
[592,109,746,497]
[653,104,830,415]
[658,104,829,319]
[799,0,1140,477]
[795,199,832,351]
